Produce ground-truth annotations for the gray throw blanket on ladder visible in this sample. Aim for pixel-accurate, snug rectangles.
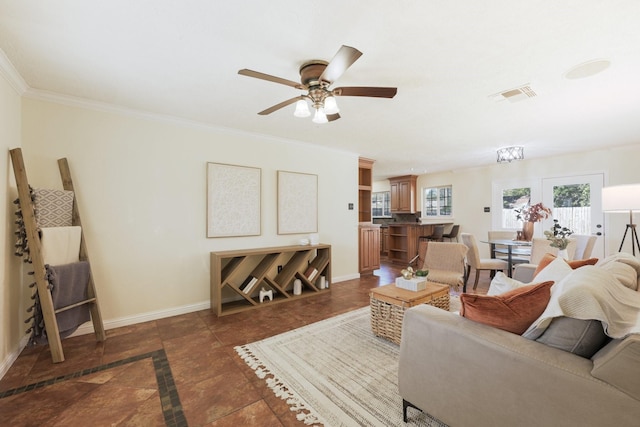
[31,261,92,344]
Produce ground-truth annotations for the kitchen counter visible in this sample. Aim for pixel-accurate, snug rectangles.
[386,223,446,265]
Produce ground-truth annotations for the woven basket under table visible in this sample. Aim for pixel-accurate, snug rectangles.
[370,282,450,345]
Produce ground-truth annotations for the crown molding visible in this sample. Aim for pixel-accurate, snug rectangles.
[0,49,28,95]
[2,47,354,159]
[22,88,356,157]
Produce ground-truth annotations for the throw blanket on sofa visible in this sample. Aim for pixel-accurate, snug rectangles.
[524,265,640,340]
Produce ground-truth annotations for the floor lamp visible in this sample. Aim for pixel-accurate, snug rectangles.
[602,184,640,256]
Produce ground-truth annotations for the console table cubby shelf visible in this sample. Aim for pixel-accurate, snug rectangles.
[210,244,332,316]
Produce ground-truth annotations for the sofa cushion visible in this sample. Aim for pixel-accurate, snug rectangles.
[591,335,640,401]
[532,256,573,285]
[535,317,609,358]
[460,281,554,334]
[533,253,598,278]
[487,272,527,296]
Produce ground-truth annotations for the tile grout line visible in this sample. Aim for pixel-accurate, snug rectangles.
[0,349,188,427]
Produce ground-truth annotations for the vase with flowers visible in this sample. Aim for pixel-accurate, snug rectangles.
[514,202,551,241]
[544,219,574,258]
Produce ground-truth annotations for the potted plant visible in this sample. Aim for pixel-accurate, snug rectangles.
[514,202,551,241]
[544,219,574,258]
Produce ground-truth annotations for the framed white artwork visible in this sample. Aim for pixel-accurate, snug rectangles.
[277,170,318,234]
[207,162,261,237]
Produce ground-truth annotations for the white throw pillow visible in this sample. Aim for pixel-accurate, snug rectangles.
[533,256,573,286]
[487,272,527,296]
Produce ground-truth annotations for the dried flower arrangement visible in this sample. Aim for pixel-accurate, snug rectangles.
[515,202,552,223]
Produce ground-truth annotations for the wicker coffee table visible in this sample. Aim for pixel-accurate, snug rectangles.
[370,282,450,345]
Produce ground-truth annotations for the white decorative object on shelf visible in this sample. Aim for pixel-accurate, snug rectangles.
[395,277,427,291]
[309,233,320,245]
[259,288,273,303]
[294,279,302,295]
[319,275,326,289]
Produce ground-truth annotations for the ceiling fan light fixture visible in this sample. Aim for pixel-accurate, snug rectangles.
[293,99,310,117]
[312,107,328,124]
[239,45,397,124]
[323,96,339,114]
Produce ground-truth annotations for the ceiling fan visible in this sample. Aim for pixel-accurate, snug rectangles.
[238,45,397,124]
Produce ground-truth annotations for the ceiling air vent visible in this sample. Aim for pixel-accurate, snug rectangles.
[491,84,537,103]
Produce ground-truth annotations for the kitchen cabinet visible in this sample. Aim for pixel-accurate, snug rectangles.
[359,224,380,274]
[358,158,374,222]
[380,227,389,255]
[390,175,417,213]
[387,223,436,265]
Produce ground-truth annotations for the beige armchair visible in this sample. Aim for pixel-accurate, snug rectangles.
[422,242,468,292]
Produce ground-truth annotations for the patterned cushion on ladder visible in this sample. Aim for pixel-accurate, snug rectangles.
[33,188,74,227]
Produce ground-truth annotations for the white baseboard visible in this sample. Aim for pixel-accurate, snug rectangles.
[71,300,212,336]
[0,335,31,381]
[70,275,358,337]
[334,273,360,282]
[2,273,359,379]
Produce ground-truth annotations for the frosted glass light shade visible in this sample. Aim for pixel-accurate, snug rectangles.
[293,99,310,117]
[324,96,339,114]
[497,146,524,163]
[602,184,640,212]
[312,108,328,124]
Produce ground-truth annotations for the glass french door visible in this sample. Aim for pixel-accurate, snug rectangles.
[542,173,605,258]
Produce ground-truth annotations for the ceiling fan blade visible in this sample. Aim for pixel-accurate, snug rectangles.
[333,86,398,98]
[238,69,305,90]
[319,45,363,84]
[258,96,304,115]
[327,113,341,122]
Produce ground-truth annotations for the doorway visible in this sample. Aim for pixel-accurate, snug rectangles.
[542,173,605,258]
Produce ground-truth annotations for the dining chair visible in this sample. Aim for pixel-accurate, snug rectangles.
[461,233,509,292]
[572,234,598,260]
[529,237,578,264]
[442,224,460,242]
[487,230,516,240]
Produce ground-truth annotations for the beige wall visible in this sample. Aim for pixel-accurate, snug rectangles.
[0,72,24,373]
[4,87,640,377]
[12,97,359,338]
[414,146,640,258]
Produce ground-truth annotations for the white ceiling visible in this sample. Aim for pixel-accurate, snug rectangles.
[2,1,640,179]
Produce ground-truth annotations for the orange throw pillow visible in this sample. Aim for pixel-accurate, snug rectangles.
[460,281,554,335]
[533,253,598,278]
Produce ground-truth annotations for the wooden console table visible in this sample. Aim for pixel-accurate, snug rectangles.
[210,244,331,316]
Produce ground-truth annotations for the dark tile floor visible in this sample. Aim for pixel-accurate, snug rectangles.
[0,260,490,427]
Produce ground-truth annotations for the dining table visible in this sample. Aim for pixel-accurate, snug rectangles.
[481,239,532,277]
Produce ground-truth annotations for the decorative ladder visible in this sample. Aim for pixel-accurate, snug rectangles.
[10,148,106,363]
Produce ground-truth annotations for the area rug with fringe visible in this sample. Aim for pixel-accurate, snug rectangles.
[235,297,460,426]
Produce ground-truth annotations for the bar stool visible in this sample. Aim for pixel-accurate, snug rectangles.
[421,225,444,242]
[442,224,460,242]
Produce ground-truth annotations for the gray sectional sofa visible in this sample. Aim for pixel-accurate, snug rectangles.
[398,254,640,427]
